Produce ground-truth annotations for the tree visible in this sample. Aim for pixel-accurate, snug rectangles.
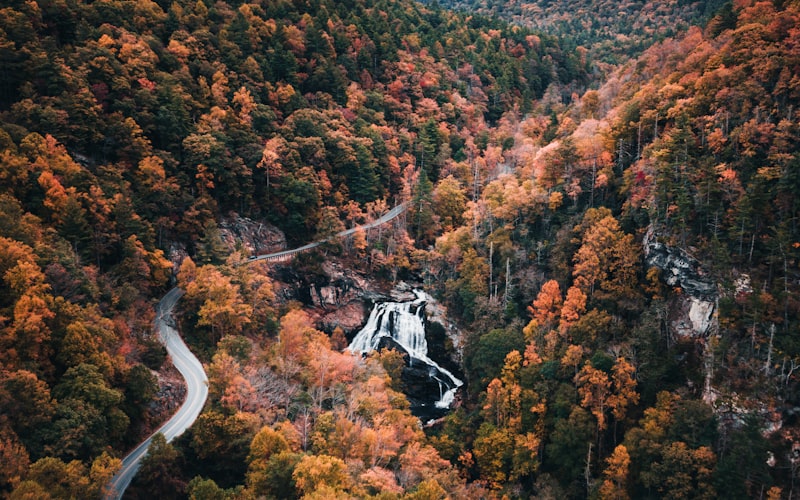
[561,344,585,379]
[714,417,770,500]
[56,320,114,377]
[1,251,56,375]
[467,327,525,385]
[130,433,185,500]
[351,227,368,258]
[572,209,640,308]
[356,466,403,497]
[247,426,290,474]
[15,456,89,500]
[0,369,55,453]
[292,454,350,496]
[8,480,51,500]
[187,477,225,500]
[190,411,258,485]
[185,265,252,345]
[196,221,227,265]
[475,350,542,489]
[418,118,444,180]
[275,173,321,243]
[50,363,128,460]
[246,450,302,499]
[644,442,716,500]
[206,351,243,405]
[600,444,630,500]
[545,407,595,492]
[89,452,122,499]
[433,175,467,232]
[527,280,563,334]
[57,194,91,256]
[582,90,600,119]
[560,286,587,334]
[0,427,29,493]
[315,206,346,252]
[577,362,611,432]
[122,364,158,427]
[411,170,437,246]
[472,423,514,490]
[482,350,524,431]
[257,136,287,204]
[397,442,456,492]
[608,358,639,424]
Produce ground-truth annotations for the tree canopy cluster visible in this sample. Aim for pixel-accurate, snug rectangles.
[434,0,730,64]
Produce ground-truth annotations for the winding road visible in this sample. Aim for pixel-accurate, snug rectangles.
[104,201,408,499]
[103,287,207,499]
[249,202,408,263]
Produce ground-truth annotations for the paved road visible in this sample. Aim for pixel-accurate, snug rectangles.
[104,288,208,499]
[250,201,408,262]
[104,201,408,498]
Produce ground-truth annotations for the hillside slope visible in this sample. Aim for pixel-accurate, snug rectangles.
[2,0,800,498]
[422,0,800,497]
[435,0,729,64]
[0,0,586,497]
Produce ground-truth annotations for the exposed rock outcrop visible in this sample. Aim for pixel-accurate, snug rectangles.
[644,228,717,338]
[643,229,717,300]
[271,260,393,334]
[671,295,717,338]
[147,366,186,433]
[219,214,286,256]
[166,216,285,274]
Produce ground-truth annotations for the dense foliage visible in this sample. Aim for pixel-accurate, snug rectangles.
[0,0,586,243]
[420,0,800,497]
[2,0,800,497]
[0,0,585,496]
[434,0,730,64]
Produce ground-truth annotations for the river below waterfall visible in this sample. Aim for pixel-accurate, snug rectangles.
[347,290,463,421]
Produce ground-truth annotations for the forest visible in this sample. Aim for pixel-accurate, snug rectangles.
[432,0,731,64]
[1,0,800,498]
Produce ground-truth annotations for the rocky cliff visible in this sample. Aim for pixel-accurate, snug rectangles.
[644,228,717,338]
[219,213,286,256]
[271,260,393,333]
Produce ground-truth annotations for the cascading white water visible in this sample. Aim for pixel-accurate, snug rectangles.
[348,290,462,410]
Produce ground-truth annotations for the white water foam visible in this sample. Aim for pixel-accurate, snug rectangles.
[348,290,462,409]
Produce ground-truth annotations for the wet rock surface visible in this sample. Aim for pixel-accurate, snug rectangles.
[221,230,465,420]
[371,334,462,421]
[272,260,388,334]
[355,290,463,421]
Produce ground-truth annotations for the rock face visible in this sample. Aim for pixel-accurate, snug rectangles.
[272,260,387,334]
[644,228,717,337]
[219,214,286,256]
[671,296,717,338]
[167,216,285,275]
[643,229,717,300]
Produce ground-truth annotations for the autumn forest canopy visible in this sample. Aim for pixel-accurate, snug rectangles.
[2,0,800,498]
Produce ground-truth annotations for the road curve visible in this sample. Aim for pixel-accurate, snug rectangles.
[249,201,408,263]
[104,201,408,498]
[104,288,209,499]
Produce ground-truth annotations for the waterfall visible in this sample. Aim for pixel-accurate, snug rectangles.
[348,290,462,410]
